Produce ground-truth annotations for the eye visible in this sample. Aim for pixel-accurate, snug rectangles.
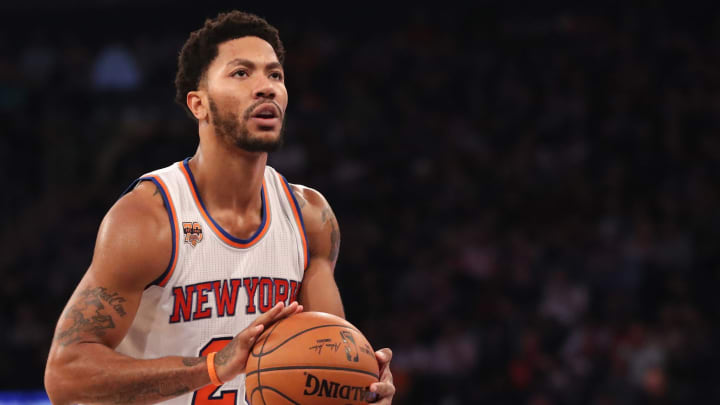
[270,71,284,81]
[232,70,248,78]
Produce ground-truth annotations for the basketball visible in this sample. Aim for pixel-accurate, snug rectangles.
[245,311,380,405]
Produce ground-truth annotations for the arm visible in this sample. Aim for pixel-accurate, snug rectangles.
[45,181,203,405]
[291,184,344,317]
[291,184,395,404]
[44,182,298,405]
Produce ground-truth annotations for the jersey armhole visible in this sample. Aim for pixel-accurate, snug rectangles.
[278,174,310,271]
[123,176,179,288]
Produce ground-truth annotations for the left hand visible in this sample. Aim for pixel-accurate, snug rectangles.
[369,348,395,404]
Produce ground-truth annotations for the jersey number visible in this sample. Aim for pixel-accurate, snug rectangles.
[191,337,238,405]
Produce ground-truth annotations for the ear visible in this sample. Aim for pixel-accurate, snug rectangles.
[187,90,208,121]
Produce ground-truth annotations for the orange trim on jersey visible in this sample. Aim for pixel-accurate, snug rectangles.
[147,175,179,287]
[277,173,309,270]
[178,161,271,249]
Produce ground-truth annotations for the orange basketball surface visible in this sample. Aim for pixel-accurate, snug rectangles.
[245,312,379,405]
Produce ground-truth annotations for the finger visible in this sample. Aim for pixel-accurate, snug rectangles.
[251,301,286,327]
[270,301,299,323]
[369,381,395,402]
[252,301,295,329]
[375,348,393,365]
[237,324,265,346]
[379,367,393,385]
[278,300,299,317]
[375,348,393,379]
[252,301,300,332]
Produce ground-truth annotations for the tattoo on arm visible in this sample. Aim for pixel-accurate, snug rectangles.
[105,381,191,404]
[54,287,197,403]
[215,338,238,366]
[182,357,204,367]
[132,180,161,198]
[321,207,341,265]
[329,220,340,264]
[54,287,127,346]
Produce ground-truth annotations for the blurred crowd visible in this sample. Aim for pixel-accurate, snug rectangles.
[2,3,720,404]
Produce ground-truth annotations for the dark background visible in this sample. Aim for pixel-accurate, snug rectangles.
[2,2,720,404]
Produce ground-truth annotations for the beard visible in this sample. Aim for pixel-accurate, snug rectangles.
[208,97,285,153]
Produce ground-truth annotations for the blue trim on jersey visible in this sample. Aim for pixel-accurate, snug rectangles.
[280,175,310,270]
[123,177,177,289]
[182,158,268,245]
[121,178,143,197]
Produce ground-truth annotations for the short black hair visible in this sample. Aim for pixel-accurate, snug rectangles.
[174,11,285,119]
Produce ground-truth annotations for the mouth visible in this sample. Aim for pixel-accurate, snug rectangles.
[250,103,281,126]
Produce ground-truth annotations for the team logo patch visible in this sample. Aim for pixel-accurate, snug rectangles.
[182,221,203,247]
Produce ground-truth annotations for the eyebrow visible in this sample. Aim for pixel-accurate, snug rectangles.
[226,58,283,71]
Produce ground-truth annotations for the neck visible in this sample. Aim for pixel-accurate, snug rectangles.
[189,129,267,215]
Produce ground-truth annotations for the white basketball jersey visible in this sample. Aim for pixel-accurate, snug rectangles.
[116,158,308,405]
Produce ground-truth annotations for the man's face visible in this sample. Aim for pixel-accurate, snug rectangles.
[203,36,288,152]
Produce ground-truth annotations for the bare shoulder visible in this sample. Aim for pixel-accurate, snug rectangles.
[49,180,172,350]
[106,180,168,229]
[289,183,326,208]
[288,184,334,228]
[92,180,172,290]
[289,184,340,264]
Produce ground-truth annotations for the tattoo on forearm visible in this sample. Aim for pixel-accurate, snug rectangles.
[106,381,191,404]
[54,287,127,346]
[182,357,204,367]
[321,207,341,264]
[84,361,197,403]
[216,339,238,366]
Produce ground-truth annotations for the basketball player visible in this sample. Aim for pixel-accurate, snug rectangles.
[44,11,395,405]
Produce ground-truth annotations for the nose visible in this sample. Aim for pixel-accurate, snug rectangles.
[253,78,276,100]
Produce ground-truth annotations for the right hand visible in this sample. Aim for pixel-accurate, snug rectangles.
[213,301,302,383]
